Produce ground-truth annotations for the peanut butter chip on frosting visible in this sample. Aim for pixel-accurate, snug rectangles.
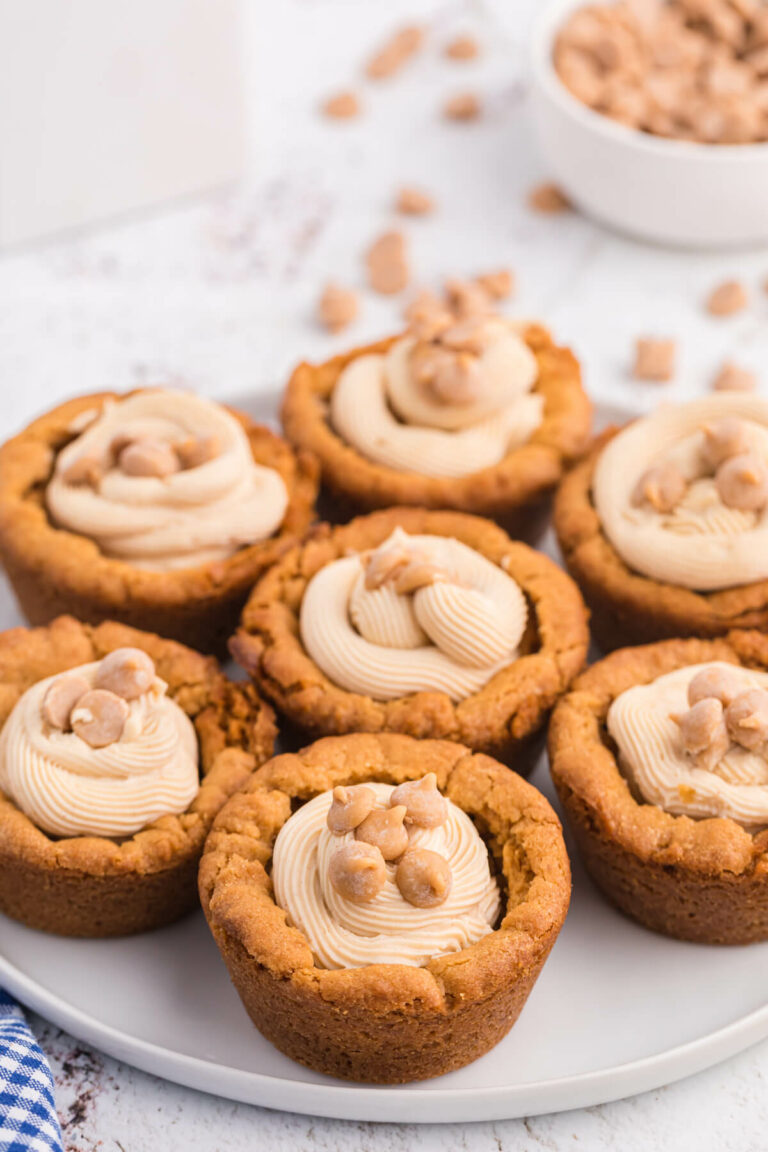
[725,690,768,752]
[71,689,130,749]
[326,784,376,834]
[41,674,91,732]
[119,439,180,479]
[95,648,156,700]
[396,848,453,908]
[390,772,448,827]
[355,805,409,860]
[328,841,387,903]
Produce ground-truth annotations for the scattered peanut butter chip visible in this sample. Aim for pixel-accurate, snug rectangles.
[366,25,423,80]
[444,33,480,60]
[41,674,90,731]
[71,689,130,749]
[95,647,155,701]
[633,337,677,382]
[321,91,360,119]
[444,277,492,317]
[712,361,757,392]
[62,455,103,488]
[442,91,482,121]
[317,283,359,332]
[475,269,514,300]
[527,182,572,214]
[365,230,409,295]
[395,186,435,216]
[706,279,749,316]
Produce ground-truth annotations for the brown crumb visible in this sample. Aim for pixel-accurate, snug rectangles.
[395,187,435,216]
[712,361,757,391]
[475,270,514,300]
[366,231,410,295]
[706,279,749,316]
[366,25,423,80]
[444,34,480,61]
[317,283,359,333]
[633,337,677,382]
[528,182,572,214]
[443,92,482,121]
[321,91,361,119]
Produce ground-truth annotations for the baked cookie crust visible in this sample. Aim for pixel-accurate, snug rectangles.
[280,326,591,528]
[555,427,768,651]
[231,507,589,769]
[0,615,276,937]
[548,631,768,944]
[0,391,319,655]
[199,732,571,1083]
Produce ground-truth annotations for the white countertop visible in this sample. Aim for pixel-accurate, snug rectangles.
[4,0,768,1146]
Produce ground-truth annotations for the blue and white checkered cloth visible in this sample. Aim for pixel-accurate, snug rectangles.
[0,992,62,1152]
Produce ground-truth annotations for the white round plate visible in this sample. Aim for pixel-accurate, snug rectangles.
[1,394,767,1123]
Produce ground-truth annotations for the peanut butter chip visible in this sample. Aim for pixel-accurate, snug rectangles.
[715,452,768,511]
[475,269,514,300]
[41,674,90,731]
[396,848,453,908]
[366,231,409,296]
[363,547,410,590]
[440,317,493,355]
[404,292,454,341]
[62,456,103,488]
[175,435,221,470]
[366,25,423,80]
[390,773,449,828]
[71,689,129,749]
[712,362,757,392]
[119,438,180,479]
[355,805,409,861]
[327,785,376,834]
[688,666,745,708]
[329,841,387,904]
[672,698,730,772]
[701,417,751,468]
[443,92,482,121]
[706,279,749,316]
[444,278,493,318]
[321,91,361,119]
[527,183,572,214]
[725,689,768,751]
[444,34,480,60]
[631,462,687,513]
[633,337,676,382]
[317,283,359,333]
[95,647,155,700]
[393,560,443,595]
[395,186,435,216]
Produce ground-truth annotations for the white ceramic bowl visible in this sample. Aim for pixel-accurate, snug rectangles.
[530,0,768,248]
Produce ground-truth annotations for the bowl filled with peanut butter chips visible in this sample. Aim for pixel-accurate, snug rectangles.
[531,0,768,246]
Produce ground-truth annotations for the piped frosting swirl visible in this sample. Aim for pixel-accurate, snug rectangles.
[329,316,543,478]
[299,528,528,702]
[0,650,199,838]
[608,662,768,827]
[47,389,289,571]
[272,780,500,968]
[593,394,768,590]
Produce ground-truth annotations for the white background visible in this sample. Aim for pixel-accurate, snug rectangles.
[3,0,768,1147]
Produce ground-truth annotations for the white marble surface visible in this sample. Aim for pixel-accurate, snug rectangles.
[3,0,768,1147]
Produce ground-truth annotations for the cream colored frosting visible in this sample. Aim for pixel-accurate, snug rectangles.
[47,389,289,570]
[608,662,768,827]
[329,322,543,478]
[299,528,528,702]
[593,394,768,591]
[0,661,199,838]
[272,782,500,969]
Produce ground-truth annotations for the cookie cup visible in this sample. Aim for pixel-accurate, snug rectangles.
[554,427,768,651]
[0,391,319,655]
[281,325,591,535]
[0,615,276,937]
[548,632,768,944]
[231,507,589,770]
[199,732,571,1083]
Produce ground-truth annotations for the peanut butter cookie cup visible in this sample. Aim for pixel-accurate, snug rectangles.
[231,507,589,769]
[281,305,590,533]
[199,733,571,1083]
[549,631,768,944]
[555,395,768,651]
[0,388,318,655]
[0,615,276,937]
